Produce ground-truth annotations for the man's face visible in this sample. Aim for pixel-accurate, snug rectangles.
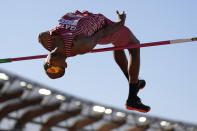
[44,52,67,79]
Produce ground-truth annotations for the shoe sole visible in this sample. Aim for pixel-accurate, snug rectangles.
[126,105,151,113]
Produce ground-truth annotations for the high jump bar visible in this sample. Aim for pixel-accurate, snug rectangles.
[0,37,196,64]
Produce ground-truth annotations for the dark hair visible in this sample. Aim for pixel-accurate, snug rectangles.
[44,63,65,79]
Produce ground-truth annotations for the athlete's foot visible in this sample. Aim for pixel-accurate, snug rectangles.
[126,96,151,113]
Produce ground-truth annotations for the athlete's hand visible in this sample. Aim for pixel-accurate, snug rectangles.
[116,10,126,26]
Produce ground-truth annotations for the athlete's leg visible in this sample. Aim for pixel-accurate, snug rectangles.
[124,33,141,97]
[126,33,150,113]
[112,27,150,113]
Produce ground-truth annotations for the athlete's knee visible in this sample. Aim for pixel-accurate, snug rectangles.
[127,37,140,55]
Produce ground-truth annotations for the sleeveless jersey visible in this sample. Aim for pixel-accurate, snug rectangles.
[47,10,107,57]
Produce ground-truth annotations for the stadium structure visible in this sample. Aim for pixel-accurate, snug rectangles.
[0,69,196,131]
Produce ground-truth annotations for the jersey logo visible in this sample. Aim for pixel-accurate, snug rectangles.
[58,19,79,26]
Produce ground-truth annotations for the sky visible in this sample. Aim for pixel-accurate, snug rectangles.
[0,0,197,124]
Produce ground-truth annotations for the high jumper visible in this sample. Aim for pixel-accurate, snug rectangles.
[0,10,197,113]
[38,10,151,113]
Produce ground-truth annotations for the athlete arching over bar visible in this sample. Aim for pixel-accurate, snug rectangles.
[38,10,150,113]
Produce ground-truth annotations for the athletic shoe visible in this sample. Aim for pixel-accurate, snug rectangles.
[126,96,151,113]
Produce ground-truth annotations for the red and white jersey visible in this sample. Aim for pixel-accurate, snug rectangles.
[48,10,108,57]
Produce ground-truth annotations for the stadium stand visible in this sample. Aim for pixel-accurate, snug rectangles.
[0,69,196,131]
